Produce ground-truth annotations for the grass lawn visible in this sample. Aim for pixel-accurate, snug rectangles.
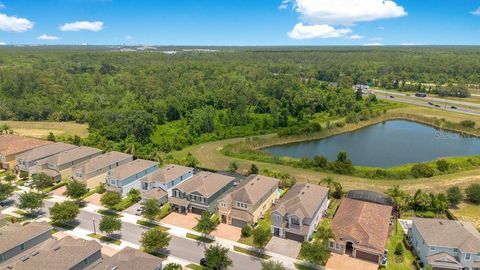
[186,233,215,243]
[0,120,89,139]
[294,263,316,270]
[136,219,170,230]
[238,208,272,247]
[186,264,207,270]
[233,246,271,259]
[113,195,139,211]
[449,202,480,229]
[385,221,416,270]
[80,186,101,200]
[13,209,38,219]
[50,222,77,231]
[400,210,447,219]
[87,233,121,245]
[158,203,172,219]
[97,209,123,218]
[43,181,67,193]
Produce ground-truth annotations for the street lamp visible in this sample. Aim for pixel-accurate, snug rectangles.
[92,218,96,235]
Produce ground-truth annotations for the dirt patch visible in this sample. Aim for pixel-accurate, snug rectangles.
[0,120,89,139]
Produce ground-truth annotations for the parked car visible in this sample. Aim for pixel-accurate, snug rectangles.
[390,95,395,98]
[434,104,440,107]
[428,102,434,106]
[451,106,457,109]
[135,206,144,216]
[381,249,389,266]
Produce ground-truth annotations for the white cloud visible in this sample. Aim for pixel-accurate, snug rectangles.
[378,26,385,30]
[279,0,289,9]
[59,21,103,32]
[0,13,34,32]
[0,3,5,9]
[38,34,59,40]
[363,43,383,46]
[288,23,351,39]
[400,42,424,46]
[348,34,364,40]
[0,42,6,45]
[125,35,133,40]
[471,7,480,16]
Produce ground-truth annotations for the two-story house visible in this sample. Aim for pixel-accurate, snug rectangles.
[92,247,162,270]
[270,183,329,242]
[408,218,480,270]
[218,174,279,228]
[169,172,235,214]
[15,143,77,175]
[105,159,159,197]
[32,146,103,181]
[0,134,52,170]
[72,151,133,188]
[141,164,194,204]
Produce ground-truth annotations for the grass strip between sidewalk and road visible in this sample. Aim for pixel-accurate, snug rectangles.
[186,264,207,270]
[233,246,271,259]
[97,209,123,218]
[186,233,215,243]
[87,233,121,245]
[136,219,170,231]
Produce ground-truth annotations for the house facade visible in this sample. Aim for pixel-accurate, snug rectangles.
[105,159,159,197]
[270,183,329,242]
[217,174,279,228]
[0,134,52,170]
[15,143,77,175]
[72,151,133,183]
[408,218,480,270]
[169,172,235,214]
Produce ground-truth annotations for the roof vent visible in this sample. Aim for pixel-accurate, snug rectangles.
[301,192,305,195]
[21,256,29,262]
[439,221,443,225]
[111,266,118,270]
[31,251,39,256]
[53,246,61,251]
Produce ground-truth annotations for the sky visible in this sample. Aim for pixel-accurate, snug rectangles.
[0,0,479,46]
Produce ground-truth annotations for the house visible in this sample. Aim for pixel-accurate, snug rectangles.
[0,222,52,266]
[105,159,159,197]
[32,146,102,181]
[0,134,52,170]
[15,143,77,175]
[91,247,162,270]
[270,183,329,242]
[72,151,133,186]
[329,198,392,264]
[408,218,480,270]
[169,171,235,214]
[218,174,279,228]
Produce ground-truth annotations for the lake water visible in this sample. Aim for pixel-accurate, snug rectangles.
[263,120,480,168]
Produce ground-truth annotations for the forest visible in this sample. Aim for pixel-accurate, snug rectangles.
[1,46,480,160]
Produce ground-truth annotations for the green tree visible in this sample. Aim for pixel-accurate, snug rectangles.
[17,191,44,213]
[141,227,171,254]
[65,180,88,200]
[127,188,142,203]
[250,164,259,175]
[163,263,182,270]
[99,215,122,235]
[31,172,54,191]
[241,225,252,237]
[414,190,431,210]
[328,151,353,174]
[394,242,404,255]
[465,183,480,203]
[196,211,217,236]
[411,163,434,178]
[184,152,199,168]
[261,260,286,270]
[47,132,56,142]
[228,161,239,172]
[300,240,331,266]
[141,199,161,221]
[204,244,233,270]
[436,159,450,172]
[49,201,79,224]
[0,182,15,201]
[100,191,122,209]
[252,227,270,248]
[446,186,464,205]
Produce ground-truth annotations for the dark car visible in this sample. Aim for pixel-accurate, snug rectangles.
[389,95,395,98]
[435,104,440,107]
[451,106,457,109]
[428,102,434,106]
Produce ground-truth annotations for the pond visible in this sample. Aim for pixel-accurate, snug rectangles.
[263,120,480,168]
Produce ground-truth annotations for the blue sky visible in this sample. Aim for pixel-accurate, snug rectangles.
[0,0,479,45]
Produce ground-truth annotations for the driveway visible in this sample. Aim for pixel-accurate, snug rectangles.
[162,212,200,230]
[211,223,242,241]
[83,193,102,206]
[123,202,142,216]
[326,253,378,270]
[265,236,302,258]
[51,186,66,197]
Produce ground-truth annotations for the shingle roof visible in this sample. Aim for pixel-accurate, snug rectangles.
[175,171,234,198]
[72,151,132,175]
[109,159,158,180]
[16,143,77,163]
[426,252,462,268]
[272,183,328,219]
[0,134,52,157]
[91,247,162,270]
[143,188,167,201]
[331,198,392,254]
[143,164,193,184]
[413,218,480,252]
[220,174,278,206]
[0,221,52,254]
[39,146,102,166]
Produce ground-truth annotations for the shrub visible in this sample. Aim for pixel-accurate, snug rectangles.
[241,226,252,238]
[19,171,29,180]
[345,113,359,124]
[335,121,345,128]
[313,155,328,168]
[460,120,475,128]
[436,159,450,172]
[411,163,434,178]
[394,242,404,255]
[446,186,463,205]
[465,183,480,203]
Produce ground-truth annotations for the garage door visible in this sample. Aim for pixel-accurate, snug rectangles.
[231,218,248,228]
[285,231,305,242]
[355,250,379,263]
[191,207,204,215]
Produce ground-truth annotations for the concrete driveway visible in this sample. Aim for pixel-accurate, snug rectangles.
[326,253,378,270]
[211,223,242,241]
[162,212,200,230]
[123,202,142,216]
[83,193,102,206]
[51,186,66,196]
[265,236,302,258]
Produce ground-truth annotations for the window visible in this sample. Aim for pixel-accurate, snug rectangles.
[220,202,226,208]
[430,247,435,251]
[453,248,459,253]
[236,202,247,209]
[329,241,334,248]
[335,243,340,250]
[291,217,300,225]
[466,253,471,260]
[0,254,3,262]
[83,258,89,265]
[20,243,25,251]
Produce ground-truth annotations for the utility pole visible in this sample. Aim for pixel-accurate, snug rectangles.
[92,218,96,235]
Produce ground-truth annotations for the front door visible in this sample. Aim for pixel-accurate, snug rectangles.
[274,227,280,237]
[221,215,227,224]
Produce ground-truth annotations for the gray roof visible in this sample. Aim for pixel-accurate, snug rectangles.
[143,164,193,184]
[73,151,132,175]
[413,218,480,252]
[91,247,162,270]
[220,174,278,206]
[109,159,158,180]
[39,146,102,166]
[175,171,235,198]
[16,143,77,163]
[0,222,52,254]
[272,183,328,219]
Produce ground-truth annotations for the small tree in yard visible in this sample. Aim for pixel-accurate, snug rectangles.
[196,211,217,236]
[163,263,182,270]
[141,227,171,254]
[141,199,161,221]
[3,173,16,182]
[31,173,54,191]
[262,260,286,270]
[47,132,56,142]
[228,161,238,172]
[0,182,15,202]
[394,242,404,256]
[252,227,270,248]
[101,191,122,209]
[204,244,233,270]
[446,186,464,205]
[300,240,331,266]
[127,188,142,203]
[250,164,259,175]
[465,183,480,203]
[17,191,44,214]
[65,180,88,200]
[241,225,252,237]
[99,215,122,235]
[19,171,29,180]
[50,201,79,224]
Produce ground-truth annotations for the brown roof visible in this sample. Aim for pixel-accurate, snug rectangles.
[0,134,52,157]
[175,171,234,198]
[0,221,52,254]
[16,143,77,163]
[91,247,162,270]
[72,151,133,175]
[426,252,462,268]
[2,236,102,270]
[168,196,191,208]
[272,183,329,219]
[40,146,102,166]
[143,164,193,184]
[331,198,392,254]
[413,218,480,252]
[229,208,253,222]
[143,188,167,201]
[109,159,158,180]
[220,174,278,206]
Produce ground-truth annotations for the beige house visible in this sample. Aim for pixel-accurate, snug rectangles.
[91,247,162,270]
[218,174,279,228]
[0,134,52,170]
[16,143,77,175]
